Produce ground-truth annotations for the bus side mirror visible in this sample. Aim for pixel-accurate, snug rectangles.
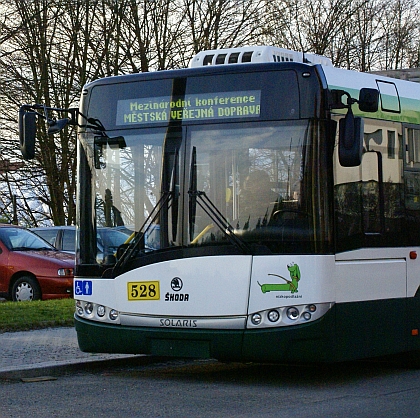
[359,88,379,113]
[338,110,364,167]
[19,107,37,160]
[330,87,373,167]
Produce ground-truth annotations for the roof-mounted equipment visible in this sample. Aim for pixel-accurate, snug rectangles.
[189,45,333,67]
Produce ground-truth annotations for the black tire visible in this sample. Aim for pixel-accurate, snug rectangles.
[11,276,41,301]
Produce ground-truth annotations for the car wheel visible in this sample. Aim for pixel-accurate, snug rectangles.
[12,276,41,301]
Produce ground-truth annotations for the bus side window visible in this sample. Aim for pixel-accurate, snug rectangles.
[335,120,405,250]
[360,151,382,234]
[404,126,420,245]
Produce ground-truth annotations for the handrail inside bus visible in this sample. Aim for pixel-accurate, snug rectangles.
[190,223,214,245]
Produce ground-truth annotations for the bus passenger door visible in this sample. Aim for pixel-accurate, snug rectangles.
[403,124,420,353]
[334,123,408,360]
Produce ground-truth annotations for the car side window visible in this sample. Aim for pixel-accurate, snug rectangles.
[62,230,76,252]
[37,230,57,247]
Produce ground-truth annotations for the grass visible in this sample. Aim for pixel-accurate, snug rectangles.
[0,298,75,333]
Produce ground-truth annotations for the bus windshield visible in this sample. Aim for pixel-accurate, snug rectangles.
[94,129,164,234]
[188,122,311,248]
[91,119,332,264]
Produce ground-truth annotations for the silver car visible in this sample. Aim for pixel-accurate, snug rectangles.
[30,226,130,262]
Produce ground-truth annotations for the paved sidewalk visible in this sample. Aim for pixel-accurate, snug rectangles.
[0,327,138,377]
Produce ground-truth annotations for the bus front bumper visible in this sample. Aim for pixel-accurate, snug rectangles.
[74,311,335,363]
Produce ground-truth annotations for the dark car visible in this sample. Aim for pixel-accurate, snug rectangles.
[30,226,130,262]
[0,225,74,301]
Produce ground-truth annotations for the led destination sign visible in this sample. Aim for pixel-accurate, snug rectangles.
[116,90,261,125]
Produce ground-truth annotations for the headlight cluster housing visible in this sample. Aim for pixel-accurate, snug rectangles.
[75,300,120,324]
[248,302,333,328]
[58,268,73,276]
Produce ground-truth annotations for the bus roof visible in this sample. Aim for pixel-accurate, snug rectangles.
[322,64,420,123]
[189,46,333,68]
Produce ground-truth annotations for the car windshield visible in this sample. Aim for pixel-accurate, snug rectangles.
[97,228,130,254]
[0,228,55,251]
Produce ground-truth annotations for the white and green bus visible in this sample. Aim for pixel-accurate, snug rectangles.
[20,46,420,363]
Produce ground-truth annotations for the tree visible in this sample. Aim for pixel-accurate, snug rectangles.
[380,0,420,70]
[0,0,80,226]
[183,0,266,55]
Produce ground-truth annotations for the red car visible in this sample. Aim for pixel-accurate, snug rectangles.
[0,225,74,301]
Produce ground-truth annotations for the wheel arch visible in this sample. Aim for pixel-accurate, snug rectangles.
[9,271,40,296]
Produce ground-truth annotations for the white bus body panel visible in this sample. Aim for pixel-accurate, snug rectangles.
[81,256,252,318]
[75,249,417,329]
[117,256,252,316]
[335,248,412,303]
[248,255,336,313]
[78,255,336,320]
[322,65,420,103]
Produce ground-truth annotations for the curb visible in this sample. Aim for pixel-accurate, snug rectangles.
[0,355,165,381]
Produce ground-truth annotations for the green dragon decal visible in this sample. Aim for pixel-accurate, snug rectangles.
[258,262,301,294]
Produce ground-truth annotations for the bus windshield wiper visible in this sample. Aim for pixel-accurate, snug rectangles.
[114,191,173,270]
[188,189,250,254]
[188,146,249,254]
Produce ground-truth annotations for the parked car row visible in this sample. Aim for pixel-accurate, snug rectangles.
[30,226,130,261]
[0,224,130,302]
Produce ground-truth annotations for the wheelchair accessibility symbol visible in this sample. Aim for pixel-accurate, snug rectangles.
[74,280,92,296]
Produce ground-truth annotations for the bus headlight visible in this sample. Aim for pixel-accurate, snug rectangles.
[251,313,262,325]
[109,309,119,321]
[267,309,280,323]
[247,302,333,328]
[76,300,84,316]
[84,302,93,315]
[286,307,299,320]
[75,300,120,324]
[302,311,311,321]
[97,305,106,317]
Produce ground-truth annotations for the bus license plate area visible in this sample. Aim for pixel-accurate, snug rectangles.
[151,339,210,358]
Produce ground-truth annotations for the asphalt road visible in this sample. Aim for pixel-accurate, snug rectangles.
[1,327,420,417]
[2,353,420,417]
